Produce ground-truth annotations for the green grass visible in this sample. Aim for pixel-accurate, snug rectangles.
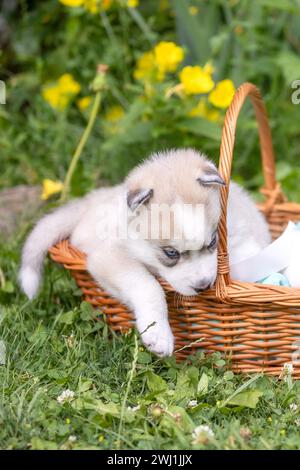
[1,237,300,450]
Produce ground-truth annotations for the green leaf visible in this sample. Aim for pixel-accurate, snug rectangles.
[28,325,48,343]
[178,117,221,141]
[46,369,65,379]
[186,366,199,386]
[259,0,300,13]
[95,400,120,417]
[137,351,152,364]
[227,389,263,409]
[276,51,300,84]
[174,367,199,400]
[30,437,58,450]
[80,301,94,321]
[215,359,226,368]
[72,396,119,417]
[122,122,153,145]
[172,0,220,63]
[146,371,168,394]
[219,374,263,408]
[224,371,234,381]
[78,378,93,393]
[58,310,77,325]
[276,161,294,181]
[197,372,209,394]
[1,281,15,293]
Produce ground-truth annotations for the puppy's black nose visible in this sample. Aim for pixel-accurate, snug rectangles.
[194,287,205,293]
[194,287,204,293]
[193,281,210,293]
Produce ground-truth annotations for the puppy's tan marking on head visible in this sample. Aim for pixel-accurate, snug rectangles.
[126,148,222,203]
[125,148,222,242]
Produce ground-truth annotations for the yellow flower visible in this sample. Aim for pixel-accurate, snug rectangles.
[77,95,92,111]
[58,73,81,95]
[105,105,125,121]
[154,41,184,77]
[188,5,199,16]
[104,105,125,135]
[189,99,220,122]
[42,85,65,110]
[179,65,214,95]
[133,51,156,81]
[42,74,81,110]
[208,79,235,109]
[41,179,64,200]
[84,0,112,13]
[83,0,98,12]
[59,0,84,6]
[127,0,139,7]
[59,0,112,11]
[134,41,184,82]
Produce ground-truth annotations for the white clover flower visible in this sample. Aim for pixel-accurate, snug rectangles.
[68,435,77,442]
[66,333,75,348]
[281,362,294,376]
[290,403,298,412]
[192,424,214,444]
[279,362,294,382]
[188,400,198,408]
[127,405,141,412]
[295,419,300,427]
[57,389,75,404]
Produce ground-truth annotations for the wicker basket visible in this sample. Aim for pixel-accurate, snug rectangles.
[49,82,300,377]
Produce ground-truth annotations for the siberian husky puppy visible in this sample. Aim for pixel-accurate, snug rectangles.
[19,149,271,357]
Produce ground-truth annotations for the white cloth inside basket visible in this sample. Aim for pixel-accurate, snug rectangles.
[230,221,300,283]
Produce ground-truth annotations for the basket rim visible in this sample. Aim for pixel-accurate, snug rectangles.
[49,239,300,306]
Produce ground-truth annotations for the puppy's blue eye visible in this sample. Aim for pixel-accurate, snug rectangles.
[163,247,180,259]
[208,234,217,250]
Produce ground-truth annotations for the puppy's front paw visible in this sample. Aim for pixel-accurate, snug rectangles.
[140,322,174,358]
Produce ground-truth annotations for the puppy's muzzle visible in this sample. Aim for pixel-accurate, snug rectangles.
[192,280,212,293]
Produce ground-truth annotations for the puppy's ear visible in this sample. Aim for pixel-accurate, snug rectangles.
[197,166,225,186]
[127,188,153,211]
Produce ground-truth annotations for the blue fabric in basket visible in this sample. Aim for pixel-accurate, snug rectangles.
[258,272,290,286]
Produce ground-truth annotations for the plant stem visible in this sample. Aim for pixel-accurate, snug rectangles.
[117,333,139,449]
[60,91,102,202]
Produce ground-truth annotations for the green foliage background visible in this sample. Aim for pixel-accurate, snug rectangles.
[1,0,300,198]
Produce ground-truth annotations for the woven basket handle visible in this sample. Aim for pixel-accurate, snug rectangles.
[215,82,277,299]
